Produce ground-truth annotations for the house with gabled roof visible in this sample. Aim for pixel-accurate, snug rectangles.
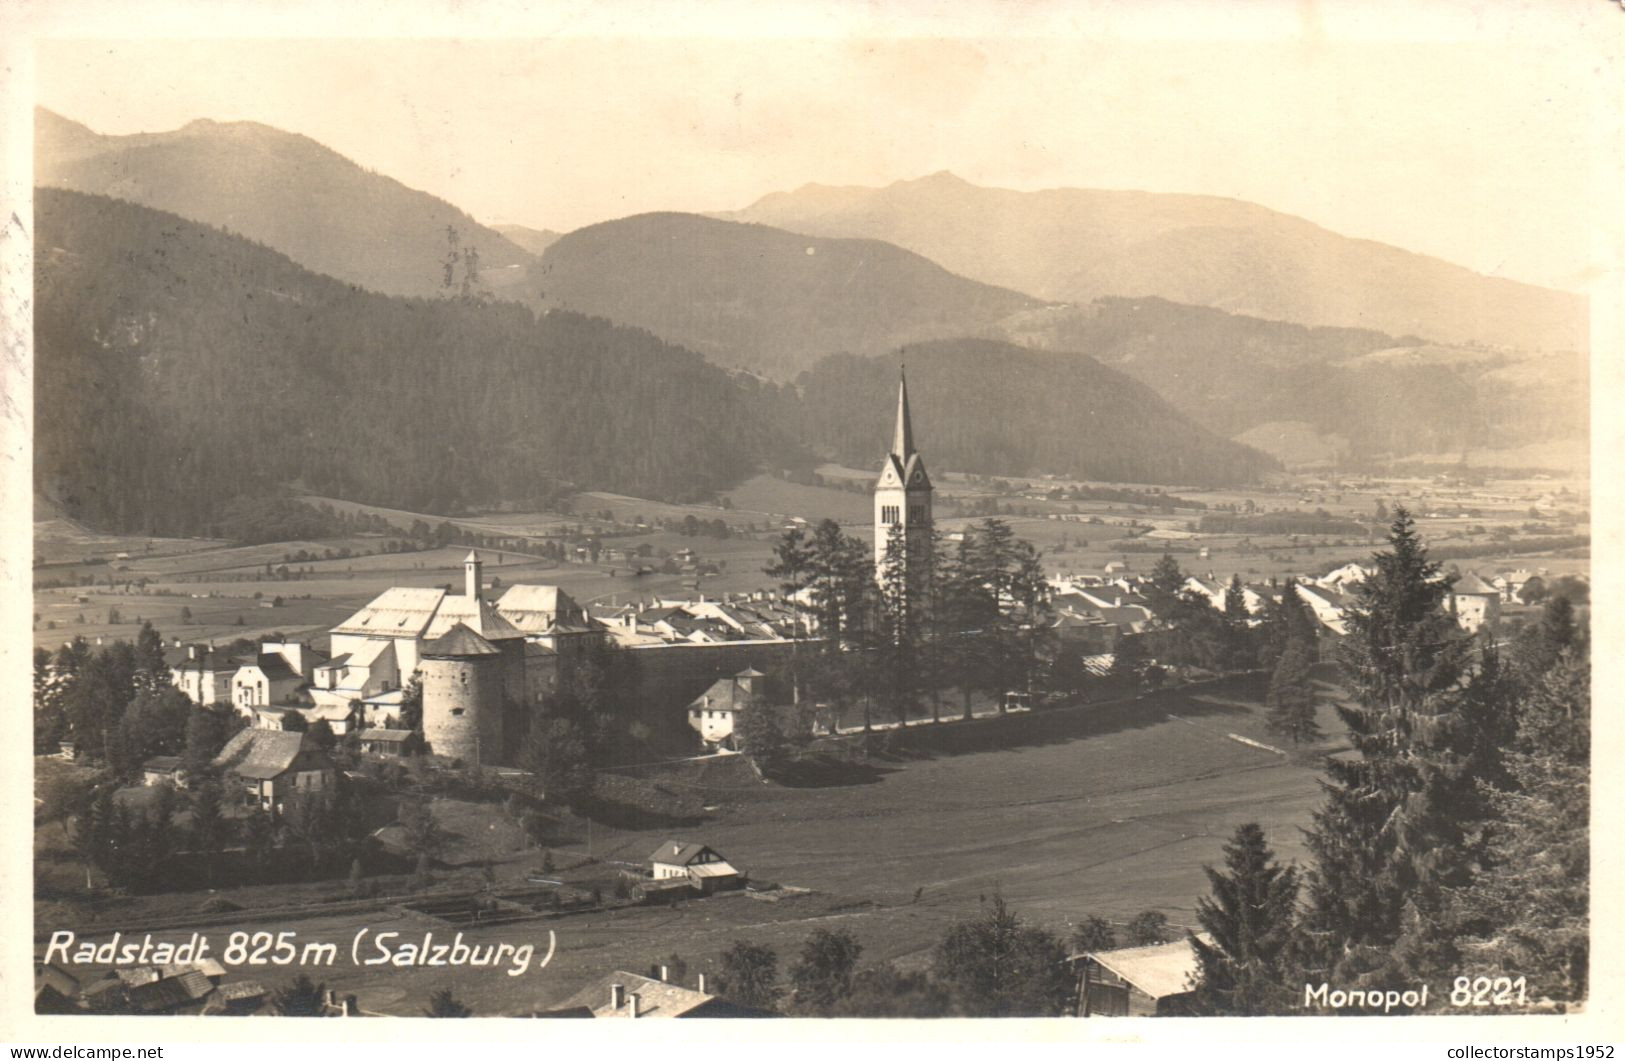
[548,969,764,1018]
[647,840,742,893]
[165,644,237,706]
[1449,571,1502,634]
[211,728,334,813]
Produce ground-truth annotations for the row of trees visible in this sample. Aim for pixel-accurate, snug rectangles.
[1182,509,1589,1013]
[758,516,1053,746]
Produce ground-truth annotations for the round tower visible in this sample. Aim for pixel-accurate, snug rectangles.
[420,622,505,767]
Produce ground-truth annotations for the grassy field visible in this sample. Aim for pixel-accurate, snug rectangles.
[34,679,1349,1016]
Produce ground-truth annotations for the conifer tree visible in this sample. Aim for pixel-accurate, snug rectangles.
[1222,575,1254,672]
[1189,824,1301,1015]
[1451,652,1589,1003]
[1301,507,1483,987]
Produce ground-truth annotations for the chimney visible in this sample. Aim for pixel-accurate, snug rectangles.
[188,644,198,660]
[659,965,669,982]
[464,551,482,603]
[610,982,625,1010]
[697,973,707,994]
[629,994,640,1019]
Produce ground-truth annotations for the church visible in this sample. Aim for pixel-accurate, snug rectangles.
[874,367,934,594]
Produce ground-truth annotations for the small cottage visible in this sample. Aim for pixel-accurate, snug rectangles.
[211,729,335,813]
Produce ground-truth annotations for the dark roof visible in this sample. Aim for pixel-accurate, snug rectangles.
[649,840,715,866]
[163,645,233,670]
[143,756,184,772]
[243,653,299,682]
[687,675,764,712]
[211,729,319,781]
[127,976,200,1013]
[358,728,412,742]
[421,622,501,658]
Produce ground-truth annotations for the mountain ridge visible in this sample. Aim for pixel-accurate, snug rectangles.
[724,171,1586,353]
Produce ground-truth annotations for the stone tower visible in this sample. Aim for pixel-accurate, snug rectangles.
[419,622,506,767]
[874,367,933,589]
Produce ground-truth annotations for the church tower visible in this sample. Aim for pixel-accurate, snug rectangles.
[874,367,933,589]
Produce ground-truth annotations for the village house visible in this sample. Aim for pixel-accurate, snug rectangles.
[1449,571,1503,634]
[686,668,769,747]
[211,728,335,813]
[230,651,304,713]
[647,840,743,894]
[165,644,237,706]
[141,756,188,788]
[546,969,761,1018]
[1074,935,1210,1017]
[357,727,414,757]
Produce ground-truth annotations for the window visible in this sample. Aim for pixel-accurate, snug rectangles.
[451,707,464,716]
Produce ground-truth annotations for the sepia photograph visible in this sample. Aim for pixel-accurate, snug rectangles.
[3,0,1616,1042]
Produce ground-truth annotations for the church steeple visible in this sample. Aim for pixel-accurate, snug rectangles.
[892,367,915,460]
[874,362,933,587]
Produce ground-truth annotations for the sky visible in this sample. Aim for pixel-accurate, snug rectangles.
[26,8,1611,293]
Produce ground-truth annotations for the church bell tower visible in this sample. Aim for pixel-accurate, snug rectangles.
[874,367,933,590]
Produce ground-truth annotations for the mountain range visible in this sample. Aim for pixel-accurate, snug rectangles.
[725,171,1587,354]
[35,190,1269,537]
[33,107,1589,521]
[536,212,1042,378]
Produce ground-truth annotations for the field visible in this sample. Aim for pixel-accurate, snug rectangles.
[34,678,1349,1016]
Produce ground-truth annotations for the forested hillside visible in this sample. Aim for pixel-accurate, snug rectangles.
[998,298,1588,463]
[35,189,801,536]
[787,341,1277,486]
[537,212,1042,378]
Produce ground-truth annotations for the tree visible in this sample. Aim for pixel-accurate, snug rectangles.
[1265,641,1320,745]
[764,525,816,701]
[1188,823,1302,1015]
[827,963,952,1017]
[271,973,328,1016]
[715,941,781,1012]
[1070,916,1116,954]
[189,778,227,884]
[306,718,337,752]
[734,704,788,772]
[1145,553,1186,616]
[183,706,236,777]
[1126,910,1171,945]
[1111,633,1149,683]
[1513,595,1578,681]
[518,717,594,807]
[1221,574,1255,671]
[1301,507,1485,988]
[788,928,863,1013]
[932,895,1073,1017]
[1451,652,1589,1003]
[111,686,192,778]
[424,987,473,1017]
[396,797,446,862]
[399,676,424,732]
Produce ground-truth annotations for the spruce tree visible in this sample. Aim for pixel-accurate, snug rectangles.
[1450,652,1588,1003]
[1189,823,1301,1016]
[1301,507,1483,988]
[1265,641,1319,745]
[1222,574,1254,672]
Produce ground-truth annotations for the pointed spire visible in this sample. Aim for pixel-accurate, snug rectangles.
[892,365,915,459]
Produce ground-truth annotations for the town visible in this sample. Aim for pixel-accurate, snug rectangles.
[33,371,1589,1017]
